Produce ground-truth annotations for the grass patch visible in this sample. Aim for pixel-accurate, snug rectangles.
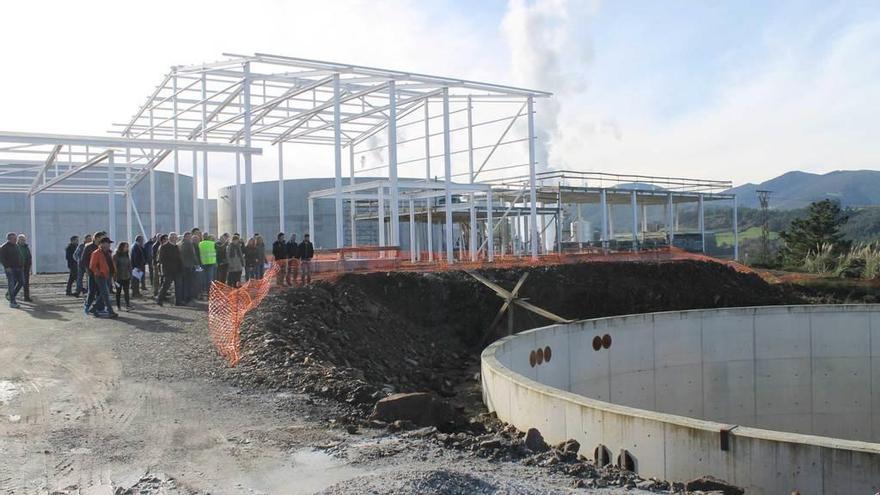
[716,226,778,247]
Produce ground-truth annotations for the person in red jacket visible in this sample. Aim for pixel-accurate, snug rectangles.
[89,237,118,318]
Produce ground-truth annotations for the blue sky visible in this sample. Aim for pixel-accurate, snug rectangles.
[0,0,876,188]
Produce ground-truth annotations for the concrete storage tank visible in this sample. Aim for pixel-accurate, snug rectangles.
[481,304,880,494]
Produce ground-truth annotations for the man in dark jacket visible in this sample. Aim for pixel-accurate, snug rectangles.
[131,235,146,298]
[179,232,197,304]
[156,233,184,306]
[1,232,24,308]
[17,235,32,302]
[285,233,299,286]
[144,234,155,292]
[151,234,162,296]
[82,231,105,315]
[215,233,229,284]
[65,235,79,296]
[272,233,287,286]
[297,234,315,285]
[74,234,91,296]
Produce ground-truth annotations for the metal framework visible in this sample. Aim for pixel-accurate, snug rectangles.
[2,53,740,273]
[111,53,552,262]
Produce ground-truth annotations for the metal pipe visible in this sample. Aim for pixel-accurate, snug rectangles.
[278,142,285,234]
[487,189,494,262]
[108,151,116,242]
[201,73,209,232]
[467,95,477,262]
[388,80,399,247]
[442,88,454,264]
[172,72,180,233]
[699,193,706,253]
[631,190,638,251]
[527,96,538,259]
[733,195,739,261]
[424,100,433,262]
[333,73,344,248]
[243,62,255,238]
[349,145,356,247]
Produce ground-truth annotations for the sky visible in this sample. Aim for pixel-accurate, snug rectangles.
[0,0,877,191]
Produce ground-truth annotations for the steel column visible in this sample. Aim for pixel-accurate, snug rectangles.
[526,96,538,259]
[600,189,608,250]
[349,145,356,247]
[378,187,385,247]
[467,95,477,262]
[733,195,739,261]
[192,150,198,229]
[201,73,209,232]
[29,194,36,274]
[409,199,415,262]
[424,101,433,261]
[699,193,706,253]
[278,142,285,233]
[308,198,315,241]
[666,192,674,245]
[631,190,638,251]
[388,80,399,247]
[108,151,116,242]
[172,73,180,233]
[487,189,494,262]
[234,149,242,234]
[333,73,344,248]
[243,62,255,239]
[442,88,453,264]
[149,108,156,235]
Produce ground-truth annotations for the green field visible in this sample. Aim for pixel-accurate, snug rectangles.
[715,226,778,247]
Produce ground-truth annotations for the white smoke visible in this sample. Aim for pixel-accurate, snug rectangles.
[502,0,604,172]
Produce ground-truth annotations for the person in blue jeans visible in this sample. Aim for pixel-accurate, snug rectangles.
[1,232,24,308]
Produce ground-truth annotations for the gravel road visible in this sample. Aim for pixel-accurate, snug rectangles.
[0,274,658,494]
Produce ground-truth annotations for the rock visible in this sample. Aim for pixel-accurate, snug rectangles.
[478,438,503,450]
[685,475,745,495]
[369,392,457,428]
[345,424,358,434]
[556,438,580,455]
[524,428,548,452]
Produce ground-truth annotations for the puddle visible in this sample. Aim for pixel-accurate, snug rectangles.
[234,448,367,494]
[0,380,20,404]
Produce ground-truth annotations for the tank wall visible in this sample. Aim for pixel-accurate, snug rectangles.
[482,305,880,495]
[0,171,216,273]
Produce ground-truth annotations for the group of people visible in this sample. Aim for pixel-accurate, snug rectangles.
[60,229,315,317]
[1,232,33,308]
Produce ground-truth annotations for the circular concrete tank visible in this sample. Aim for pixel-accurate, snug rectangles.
[481,305,880,494]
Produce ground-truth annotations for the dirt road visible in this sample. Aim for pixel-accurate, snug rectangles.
[0,275,650,494]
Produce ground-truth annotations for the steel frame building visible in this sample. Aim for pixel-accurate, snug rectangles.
[2,53,739,272]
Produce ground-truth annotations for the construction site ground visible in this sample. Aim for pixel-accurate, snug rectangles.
[2,264,875,494]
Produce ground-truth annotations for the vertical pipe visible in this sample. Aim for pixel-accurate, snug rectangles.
[149,108,156,235]
[243,62,254,239]
[600,188,608,250]
[733,195,739,261]
[486,189,494,262]
[378,187,385,247]
[442,88,453,264]
[409,199,415,262]
[698,193,706,253]
[108,151,116,242]
[192,150,198,229]
[424,101,433,261]
[278,143,285,234]
[126,149,132,243]
[235,149,242,234]
[556,187,562,254]
[332,73,344,248]
[666,192,674,246]
[467,95,477,262]
[388,80,399,247]
[201,73,209,232]
[29,194,36,274]
[172,72,180,233]
[631,190,638,251]
[349,146,356,247]
[308,198,315,242]
[526,96,538,259]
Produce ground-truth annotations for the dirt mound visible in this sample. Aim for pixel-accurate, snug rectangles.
[233,260,791,415]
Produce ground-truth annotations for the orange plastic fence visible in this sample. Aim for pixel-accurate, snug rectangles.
[208,263,280,366]
[207,247,750,367]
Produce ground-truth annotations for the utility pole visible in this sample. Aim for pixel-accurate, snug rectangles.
[757,190,772,265]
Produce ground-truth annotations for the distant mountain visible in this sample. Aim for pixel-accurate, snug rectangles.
[727,170,880,209]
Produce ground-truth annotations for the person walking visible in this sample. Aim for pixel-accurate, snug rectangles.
[179,232,197,304]
[113,242,133,311]
[1,232,24,308]
[151,233,162,297]
[130,236,146,299]
[144,234,155,292]
[65,235,79,296]
[215,233,229,283]
[254,234,267,279]
[82,232,105,315]
[272,233,287,286]
[89,237,118,318]
[225,234,244,287]
[156,233,183,306]
[298,233,315,285]
[285,233,299,286]
[17,235,32,302]
[198,233,217,295]
[73,234,91,296]
[243,237,258,282]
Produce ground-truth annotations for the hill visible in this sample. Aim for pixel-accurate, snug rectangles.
[727,170,880,209]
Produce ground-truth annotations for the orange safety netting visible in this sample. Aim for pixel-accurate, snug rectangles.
[207,247,750,367]
[207,263,280,366]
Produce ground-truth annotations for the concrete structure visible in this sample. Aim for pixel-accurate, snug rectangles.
[0,171,216,273]
[482,305,880,494]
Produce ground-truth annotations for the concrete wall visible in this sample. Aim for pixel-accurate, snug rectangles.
[0,171,218,273]
[481,305,880,494]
